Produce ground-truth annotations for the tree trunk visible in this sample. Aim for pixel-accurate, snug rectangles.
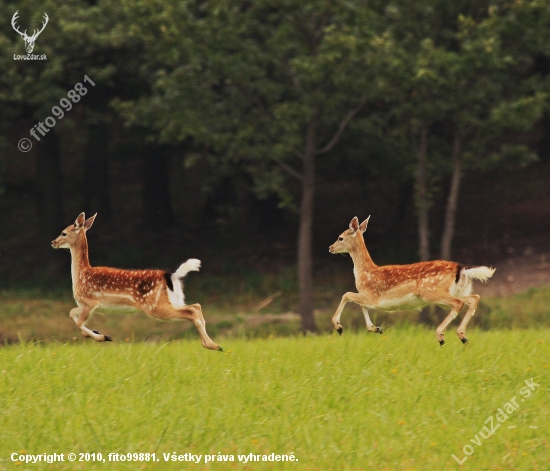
[440,135,462,260]
[415,125,429,261]
[37,131,64,275]
[390,179,414,245]
[298,119,317,333]
[142,145,174,228]
[84,122,112,221]
[37,131,63,238]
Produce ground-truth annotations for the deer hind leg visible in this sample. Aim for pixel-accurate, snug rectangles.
[424,294,464,347]
[332,292,372,335]
[186,304,221,351]
[455,294,480,344]
[70,304,111,342]
[152,303,222,351]
[361,307,383,334]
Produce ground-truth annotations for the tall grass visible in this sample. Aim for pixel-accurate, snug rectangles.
[1,329,548,470]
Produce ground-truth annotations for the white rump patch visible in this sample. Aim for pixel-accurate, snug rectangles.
[167,258,201,308]
[451,266,495,298]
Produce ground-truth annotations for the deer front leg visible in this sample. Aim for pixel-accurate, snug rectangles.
[70,305,111,342]
[332,292,372,335]
[70,307,90,337]
[332,295,348,335]
[361,307,383,334]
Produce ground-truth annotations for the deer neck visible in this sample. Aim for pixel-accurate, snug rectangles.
[70,234,91,283]
[349,236,376,280]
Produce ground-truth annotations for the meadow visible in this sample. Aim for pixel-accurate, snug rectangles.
[1,328,548,470]
[2,282,550,345]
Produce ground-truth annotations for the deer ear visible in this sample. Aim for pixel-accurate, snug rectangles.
[349,217,359,233]
[74,212,86,228]
[83,213,97,232]
[359,216,370,234]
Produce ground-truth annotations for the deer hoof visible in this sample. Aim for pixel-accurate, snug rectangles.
[104,335,112,342]
[337,327,343,335]
[376,327,384,334]
[461,337,468,345]
[217,346,224,352]
[439,340,445,347]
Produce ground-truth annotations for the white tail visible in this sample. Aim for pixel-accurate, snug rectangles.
[329,216,495,346]
[451,266,496,298]
[51,213,221,351]
[462,266,495,282]
[168,259,201,308]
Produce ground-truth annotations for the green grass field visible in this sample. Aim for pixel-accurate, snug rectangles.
[1,328,548,470]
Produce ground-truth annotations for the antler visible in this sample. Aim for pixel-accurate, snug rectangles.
[11,11,28,39]
[28,13,49,40]
[11,11,48,40]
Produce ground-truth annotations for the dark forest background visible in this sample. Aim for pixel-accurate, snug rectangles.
[1,0,550,333]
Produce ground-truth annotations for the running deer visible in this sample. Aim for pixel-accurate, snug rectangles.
[329,217,495,346]
[51,213,222,351]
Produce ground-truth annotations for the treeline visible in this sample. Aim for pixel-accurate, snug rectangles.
[1,0,549,331]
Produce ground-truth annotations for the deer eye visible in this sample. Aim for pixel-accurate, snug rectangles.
[62,232,67,236]
[338,237,343,241]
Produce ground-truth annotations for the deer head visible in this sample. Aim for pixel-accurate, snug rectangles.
[51,213,96,250]
[12,11,49,54]
[329,216,370,254]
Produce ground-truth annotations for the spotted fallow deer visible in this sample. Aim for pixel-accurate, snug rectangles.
[51,213,222,351]
[329,216,495,346]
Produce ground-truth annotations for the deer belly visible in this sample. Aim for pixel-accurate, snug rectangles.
[374,293,427,311]
[93,292,139,308]
[96,303,139,313]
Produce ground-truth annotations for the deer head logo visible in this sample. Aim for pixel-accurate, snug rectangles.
[11,11,49,54]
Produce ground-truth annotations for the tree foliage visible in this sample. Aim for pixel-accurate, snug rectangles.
[0,0,549,319]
